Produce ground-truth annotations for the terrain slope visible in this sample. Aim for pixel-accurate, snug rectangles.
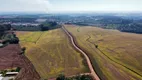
[0,44,40,80]
[17,29,88,79]
[64,24,142,80]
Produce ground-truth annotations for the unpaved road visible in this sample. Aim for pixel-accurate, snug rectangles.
[62,26,100,80]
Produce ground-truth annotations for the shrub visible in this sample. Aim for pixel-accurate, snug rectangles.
[1,70,7,77]
[21,47,26,55]
[56,74,93,80]
[95,45,98,48]
[15,67,21,72]
[56,74,66,80]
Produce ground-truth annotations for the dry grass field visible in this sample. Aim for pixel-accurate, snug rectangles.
[64,25,142,80]
[16,29,88,79]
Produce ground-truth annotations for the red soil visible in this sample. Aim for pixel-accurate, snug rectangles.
[0,44,40,80]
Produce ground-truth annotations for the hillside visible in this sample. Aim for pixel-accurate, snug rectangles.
[64,24,142,80]
[16,29,88,79]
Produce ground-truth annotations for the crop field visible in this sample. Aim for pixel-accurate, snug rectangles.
[16,29,88,79]
[64,25,142,80]
[17,31,43,43]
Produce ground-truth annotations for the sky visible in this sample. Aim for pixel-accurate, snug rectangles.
[0,0,142,13]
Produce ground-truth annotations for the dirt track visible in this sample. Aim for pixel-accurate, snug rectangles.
[0,44,40,80]
[62,26,100,80]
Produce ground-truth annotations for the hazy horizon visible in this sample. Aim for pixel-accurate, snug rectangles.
[0,0,142,13]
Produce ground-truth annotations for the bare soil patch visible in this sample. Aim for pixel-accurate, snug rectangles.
[0,44,40,80]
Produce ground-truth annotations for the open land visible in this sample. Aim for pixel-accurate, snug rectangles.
[64,24,142,80]
[62,26,100,80]
[16,29,88,79]
[0,44,40,80]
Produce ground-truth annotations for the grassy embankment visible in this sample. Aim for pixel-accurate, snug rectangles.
[64,25,142,80]
[16,29,88,79]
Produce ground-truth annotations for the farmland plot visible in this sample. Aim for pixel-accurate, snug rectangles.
[17,29,88,79]
[64,25,142,80]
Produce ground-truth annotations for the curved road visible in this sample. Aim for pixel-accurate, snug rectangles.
[62,26,100,80]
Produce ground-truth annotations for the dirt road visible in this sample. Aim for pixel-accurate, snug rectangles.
[62,26,100,80]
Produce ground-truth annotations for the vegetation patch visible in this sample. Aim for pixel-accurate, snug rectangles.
[64,24,142,80]
[56,74,93,80]
[17,29,88,79]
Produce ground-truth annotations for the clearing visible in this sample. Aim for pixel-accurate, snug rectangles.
[64,24,142,80]
[0,44,40,80]
[16,29,88,79]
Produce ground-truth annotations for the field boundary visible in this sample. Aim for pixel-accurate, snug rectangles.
[20,32,44,44]
[86,34,142,78]
[62,25,100,80]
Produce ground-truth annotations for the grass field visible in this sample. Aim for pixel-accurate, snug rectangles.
[16,29,88,79]
[64,25,142,80]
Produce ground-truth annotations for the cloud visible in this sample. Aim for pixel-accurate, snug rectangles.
[0,0,51,12]
[0,0,142,13]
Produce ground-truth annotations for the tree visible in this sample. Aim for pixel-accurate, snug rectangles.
[56,74,66,80]
[1,70,7,77]
[0,25,5,38]
[15,67,21,72]
[95,45,98,48]
[56,74,93,80]
[20,47,26,55]
[80,75,92,80]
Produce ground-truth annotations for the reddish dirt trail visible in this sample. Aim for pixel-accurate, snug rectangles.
[0,44,40,80]
[62,26,100,80]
